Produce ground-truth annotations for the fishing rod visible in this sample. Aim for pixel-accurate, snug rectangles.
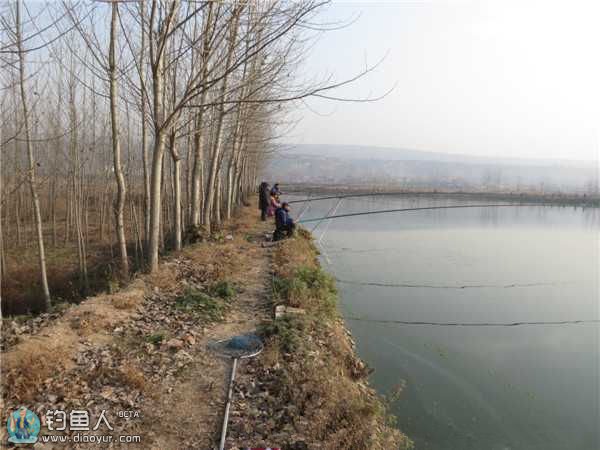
[288,192,403,204]
[297,203,537,224]
[287,191,545,205]
[336,278,574,289]
[344,317,600,327]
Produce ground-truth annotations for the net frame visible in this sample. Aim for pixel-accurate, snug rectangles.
[208,333,264,359]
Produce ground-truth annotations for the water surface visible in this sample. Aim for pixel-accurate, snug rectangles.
[293,194,599,450]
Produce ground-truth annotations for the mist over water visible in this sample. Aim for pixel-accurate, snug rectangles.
[293,194,599,450]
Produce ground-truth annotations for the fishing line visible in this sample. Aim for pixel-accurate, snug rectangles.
[298,204,538,224]
[310,197,343,232]
[318,243,333,267]
[317,199,343,246]
[316,200,343,266]
[296,193,312,221]
[336,278,575,289]
[343,317,600,327]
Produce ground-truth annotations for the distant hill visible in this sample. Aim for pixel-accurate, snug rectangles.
[263,144,598,194]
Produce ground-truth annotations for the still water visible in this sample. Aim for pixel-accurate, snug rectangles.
[293,194,599,450]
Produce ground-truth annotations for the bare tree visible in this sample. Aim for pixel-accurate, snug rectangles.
[109,0,129,279]
[14,0,51,309]
[145,0,181,272]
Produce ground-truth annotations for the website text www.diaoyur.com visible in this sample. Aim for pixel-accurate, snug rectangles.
[40,433,141,444]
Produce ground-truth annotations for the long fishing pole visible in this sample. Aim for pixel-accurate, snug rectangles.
[344,317,600,327]
[336,278,575,289]
[287,191,545,205]
[289,191,430,204]
[298,203,537,224]
[288,192,377,204]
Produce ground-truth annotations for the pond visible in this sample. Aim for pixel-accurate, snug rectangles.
[292,194,599,450]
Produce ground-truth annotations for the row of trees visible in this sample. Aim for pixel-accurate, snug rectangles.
[0,0,371,313]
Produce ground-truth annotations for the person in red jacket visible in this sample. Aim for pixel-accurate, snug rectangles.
[267,193,281,217]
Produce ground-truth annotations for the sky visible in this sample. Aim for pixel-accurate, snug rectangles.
[291,0,600,163]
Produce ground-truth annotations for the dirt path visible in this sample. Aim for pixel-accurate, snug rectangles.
[137,217,273,450]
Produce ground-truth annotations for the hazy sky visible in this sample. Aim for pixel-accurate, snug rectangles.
[292,0,599,162]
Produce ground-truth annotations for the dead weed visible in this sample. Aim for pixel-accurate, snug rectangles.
[257,230,413,449]
[3,329,73,402]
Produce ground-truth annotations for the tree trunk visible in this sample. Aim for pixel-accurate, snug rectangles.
[140,17,150,247]
[169,130,182,251]
[15,0,51,309]
[0,105,3,317]
[203,8,241,231]
[69,75,88,292]
[109,1,129,280]
[148,131,166,272]
[191,113,206,227]
[190,1,214,227]
[147,0,179,273]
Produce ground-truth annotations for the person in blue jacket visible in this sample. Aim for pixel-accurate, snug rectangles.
[274,202,295,241]
[270,183,281,196]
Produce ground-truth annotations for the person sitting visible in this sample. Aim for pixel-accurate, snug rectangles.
[267,193,281,217]
[274,202,295,241]
[270,183,281,197]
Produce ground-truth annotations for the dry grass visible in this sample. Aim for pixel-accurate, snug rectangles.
[145,263,180,291]
[2,282,146,403]
[111,295,140,310]
[272,228,318,279]
[107,281,147,310]
[259,314,411,449]
[118,363,147,391]
[66,287,143,335]
[2,324,76,402]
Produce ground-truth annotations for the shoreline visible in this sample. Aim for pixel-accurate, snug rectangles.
[226,227,412,449]
[283,183,600,207]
